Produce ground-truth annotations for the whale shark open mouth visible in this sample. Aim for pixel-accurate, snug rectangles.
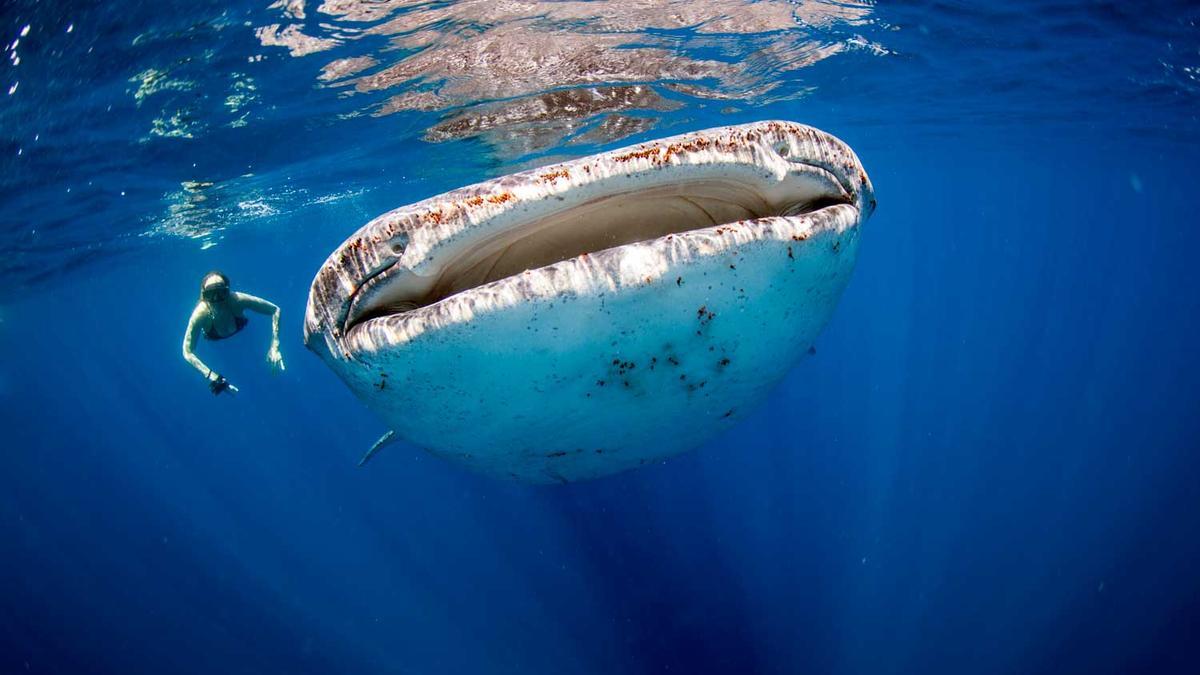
[346,176,855,332]
[305,121,875,358]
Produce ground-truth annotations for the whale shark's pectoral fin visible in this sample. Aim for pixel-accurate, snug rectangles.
[359,430,397,467]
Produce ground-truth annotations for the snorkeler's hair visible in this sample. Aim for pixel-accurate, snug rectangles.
[201,271,230,291]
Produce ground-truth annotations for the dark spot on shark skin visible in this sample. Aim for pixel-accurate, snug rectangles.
[808,346,817,355]
[787,246,794,260]
[721,408,735,419]
[597,379,606,386]
[676,276,683,286]
[832,239,841,254]
[718,357,731,367]
[547,451,567,458]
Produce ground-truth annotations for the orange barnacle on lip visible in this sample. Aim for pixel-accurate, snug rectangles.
[539,169,570,183]
[613,147,662,163]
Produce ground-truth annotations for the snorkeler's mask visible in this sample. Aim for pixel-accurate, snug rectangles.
[202,277,230,303]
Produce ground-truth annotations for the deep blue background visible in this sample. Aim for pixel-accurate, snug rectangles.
[3,2,1200,674]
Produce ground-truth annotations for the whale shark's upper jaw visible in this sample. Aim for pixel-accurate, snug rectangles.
[304,120,874,359]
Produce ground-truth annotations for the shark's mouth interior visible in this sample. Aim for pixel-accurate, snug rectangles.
[346,174,853,332]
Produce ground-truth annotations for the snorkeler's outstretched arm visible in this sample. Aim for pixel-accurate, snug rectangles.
[237,292,285,371]
[182,304,215,379]
[182,304,238,394]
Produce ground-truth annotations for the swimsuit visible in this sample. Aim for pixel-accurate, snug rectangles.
[204,315,248,341]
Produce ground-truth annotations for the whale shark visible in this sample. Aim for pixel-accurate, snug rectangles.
[304,121,875,483]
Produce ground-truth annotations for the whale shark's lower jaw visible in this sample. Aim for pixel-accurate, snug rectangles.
[305,121,874,483]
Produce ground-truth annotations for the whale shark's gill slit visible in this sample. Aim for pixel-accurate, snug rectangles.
[346,176,852,332]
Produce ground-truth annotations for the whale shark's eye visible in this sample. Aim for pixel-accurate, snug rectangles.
[775,142,790,158]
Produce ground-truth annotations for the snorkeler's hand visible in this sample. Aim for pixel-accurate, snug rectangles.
[209,373,238,395]
[267,345,285,372]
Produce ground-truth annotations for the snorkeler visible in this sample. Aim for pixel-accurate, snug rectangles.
[182,271,285,395]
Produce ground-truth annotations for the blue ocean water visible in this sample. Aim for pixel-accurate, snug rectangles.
[2,1,1199,673]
